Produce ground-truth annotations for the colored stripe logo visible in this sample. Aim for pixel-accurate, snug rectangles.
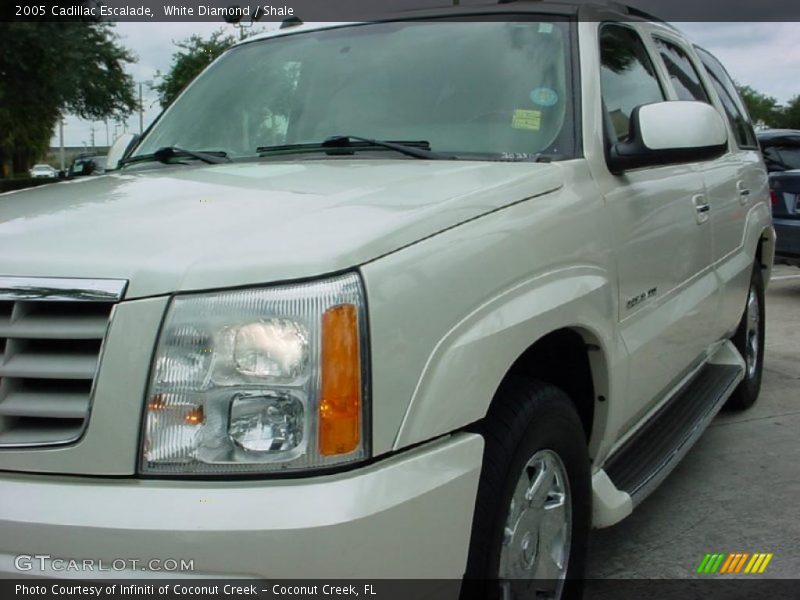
[697,553,773,574]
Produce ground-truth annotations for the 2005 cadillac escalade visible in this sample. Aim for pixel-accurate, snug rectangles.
[0,2,774,598]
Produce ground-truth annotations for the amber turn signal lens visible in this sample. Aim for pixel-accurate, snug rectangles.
[319,303,361,456]
[147,394,167,411]
[184,405,205,426]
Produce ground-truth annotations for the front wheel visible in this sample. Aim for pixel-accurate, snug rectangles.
[726,263,765,410]
[465,377,590,600]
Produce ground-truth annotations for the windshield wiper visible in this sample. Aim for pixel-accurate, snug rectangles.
[257,136,455,160]
[120,146,230,167]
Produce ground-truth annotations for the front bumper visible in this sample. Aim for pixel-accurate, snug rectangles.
[0,433,483,579]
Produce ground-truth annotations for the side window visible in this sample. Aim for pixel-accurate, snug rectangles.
[695,47,758,148]
[599,24,665,143]
[653,37,709,103]
[762,145,800,172]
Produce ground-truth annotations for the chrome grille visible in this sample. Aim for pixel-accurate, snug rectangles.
[0,277,126,447]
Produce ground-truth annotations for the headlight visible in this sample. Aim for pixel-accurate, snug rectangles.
[140,273,368,475]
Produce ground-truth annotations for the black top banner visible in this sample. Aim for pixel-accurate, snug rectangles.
[4,0,800,23]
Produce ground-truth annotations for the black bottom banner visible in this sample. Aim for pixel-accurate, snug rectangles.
[3,579,800,600]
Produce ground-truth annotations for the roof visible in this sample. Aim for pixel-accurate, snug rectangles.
[239,1,673,46]
[757,129,800,145]
[757,129,800,139]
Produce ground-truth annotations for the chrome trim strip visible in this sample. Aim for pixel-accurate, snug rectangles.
[0,276,127,302]
[0,430,85,450]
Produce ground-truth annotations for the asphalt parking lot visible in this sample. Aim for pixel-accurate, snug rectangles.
[587,264,800,580]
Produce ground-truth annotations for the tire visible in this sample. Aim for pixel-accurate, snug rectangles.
[726,263,765,411]
[464,377,590,600]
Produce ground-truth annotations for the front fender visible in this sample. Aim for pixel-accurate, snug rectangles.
[392,267,616,449]
[361,168,621,457]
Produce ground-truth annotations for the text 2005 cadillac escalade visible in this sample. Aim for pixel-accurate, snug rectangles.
[0,3,774,597]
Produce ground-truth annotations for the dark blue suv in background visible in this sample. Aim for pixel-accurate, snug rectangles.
[759,129,800,266]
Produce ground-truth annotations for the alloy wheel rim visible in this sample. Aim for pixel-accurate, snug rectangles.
[745,287,760,380]
[498,449,572,599]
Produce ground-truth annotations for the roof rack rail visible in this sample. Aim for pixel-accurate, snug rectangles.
[280,16,304,29]
[606,1,676,27]
[495,1,676,28]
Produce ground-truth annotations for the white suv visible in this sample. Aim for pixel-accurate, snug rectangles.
[0,3,774,597]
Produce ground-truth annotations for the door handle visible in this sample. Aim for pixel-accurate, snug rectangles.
[737,181,751,205]
[693,194,710,224]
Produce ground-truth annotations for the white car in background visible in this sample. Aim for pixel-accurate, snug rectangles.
[28,164,56,178]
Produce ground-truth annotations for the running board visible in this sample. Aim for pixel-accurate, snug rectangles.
[604,342,744,507]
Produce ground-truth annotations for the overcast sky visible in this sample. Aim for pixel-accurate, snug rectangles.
[50,21,800,149]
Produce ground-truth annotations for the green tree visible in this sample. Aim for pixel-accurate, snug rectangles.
[0,16,137,176]
[736,84,781,128]
[776,95,800,130]
[152,30,239,109]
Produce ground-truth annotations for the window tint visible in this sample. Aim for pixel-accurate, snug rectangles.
[695,47,757,148]
[599,25,665,142]
[653,38,709,103]
[762,145,800,172]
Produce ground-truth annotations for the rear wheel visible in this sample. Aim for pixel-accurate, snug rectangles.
[465,377,590,600]
[726,263,765,410]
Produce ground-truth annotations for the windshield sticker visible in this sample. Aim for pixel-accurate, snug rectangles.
[512,109,542,131]
[530,87,559,107]
[538,23,554,34]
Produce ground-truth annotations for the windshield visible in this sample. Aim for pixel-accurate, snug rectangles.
[133,19,575,162]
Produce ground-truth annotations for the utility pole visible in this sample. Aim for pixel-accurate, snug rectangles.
[138,80,153,134]
[59,119,65,171]
[139,81,144,134]
[90,125,96,152]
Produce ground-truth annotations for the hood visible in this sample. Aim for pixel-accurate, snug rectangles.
[1,160,562,298]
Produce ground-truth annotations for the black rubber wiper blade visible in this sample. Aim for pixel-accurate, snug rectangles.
[256,142,330,156]
[257,136,455,160]
[322,135,454,160]
[120,146,230,166]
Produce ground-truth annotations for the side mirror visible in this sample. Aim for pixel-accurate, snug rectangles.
[106,132,140,171]
[607,101,728,174]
